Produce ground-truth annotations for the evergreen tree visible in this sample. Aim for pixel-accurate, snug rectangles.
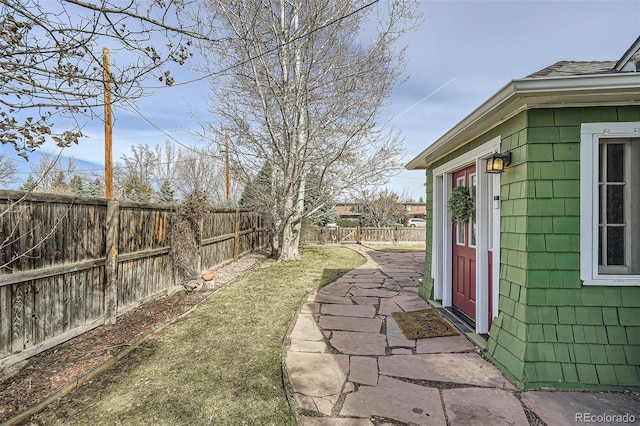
[84,178,104,198]
[69,175,84,196]
[239,162,272,210]
[19,175,38,192]
[157,180,175,204]
[122,176,153,202]
[50,171,68,193]
[304,172,337,226]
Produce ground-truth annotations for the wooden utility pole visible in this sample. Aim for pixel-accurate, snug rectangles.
[225,129,230,201]
[103,47,113,200]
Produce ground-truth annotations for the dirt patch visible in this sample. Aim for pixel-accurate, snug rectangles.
[0,251,268,423]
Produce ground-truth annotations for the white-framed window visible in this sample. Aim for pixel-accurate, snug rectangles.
[580,122,640,286]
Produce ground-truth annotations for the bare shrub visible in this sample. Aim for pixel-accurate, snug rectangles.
[170,191,210,283]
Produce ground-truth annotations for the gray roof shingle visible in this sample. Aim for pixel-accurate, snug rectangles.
[526,61,617,78]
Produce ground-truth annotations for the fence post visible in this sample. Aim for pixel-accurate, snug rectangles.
[234,209,240,262]
[104,200,119,325]
[197,215,204,274]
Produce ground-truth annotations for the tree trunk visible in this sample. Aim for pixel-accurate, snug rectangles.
[277,176,305,261]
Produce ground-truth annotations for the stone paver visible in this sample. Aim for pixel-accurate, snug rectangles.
[378,353,515,389]
[285,351,348,397]
[289,338,327,353]
[300,302,320,314]
[442,388,529,425]
[300,417,373,426]
[330,331,387,355]
[416,334,475,353]
[341,376,446,425]
[318,281,353,296]
[350,288,398,298]
[351,296,379,305]
[290,313,324,341]
[392,293,432,311]
[318,315,382,333]
[378,297,402,316]
[307,291,353,305]
[386,316,416,348]
[348,356,378,386]
[521,391,640,426]
[320,304,376,318]
[283,246,637,426]
[348,280,384,289]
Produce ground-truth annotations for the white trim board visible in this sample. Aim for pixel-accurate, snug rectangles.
[431,136,501,334]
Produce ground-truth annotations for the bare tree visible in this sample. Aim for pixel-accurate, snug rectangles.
[173,146,228,203]
[0,0,206,159]
[195,0,420,260]
[355,188,406,227]
[27,149,78,192]
[115,144,157,201]
[0,153,17,187]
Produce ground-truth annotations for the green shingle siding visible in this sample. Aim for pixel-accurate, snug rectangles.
[500,107,640,390]
[576,363,600,384]
[614,365,640,386]
[605,345,627,364]
[626,327,640,343]
[419,107,640,391]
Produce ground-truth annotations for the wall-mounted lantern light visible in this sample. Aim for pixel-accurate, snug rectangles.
[485,151,512,174]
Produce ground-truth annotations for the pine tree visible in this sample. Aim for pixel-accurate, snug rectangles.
[84,178,104,198]
[69,175,84,196]
[50,171,68,193]
[19,175,38,192]
[157,181,175,204]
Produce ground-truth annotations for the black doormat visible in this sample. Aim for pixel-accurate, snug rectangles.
[391,309,459,340]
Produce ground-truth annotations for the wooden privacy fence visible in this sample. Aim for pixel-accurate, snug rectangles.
[305,226,426,244]
[0,190,267,368]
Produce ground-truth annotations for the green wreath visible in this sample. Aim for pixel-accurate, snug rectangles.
[447,186,475,223]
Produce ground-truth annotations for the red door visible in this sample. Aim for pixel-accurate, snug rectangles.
[452,165,477,321]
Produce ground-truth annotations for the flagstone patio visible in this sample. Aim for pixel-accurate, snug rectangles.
[283,244,640,425]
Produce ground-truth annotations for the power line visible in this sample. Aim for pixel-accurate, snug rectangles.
[150,0,381,89]
[115,1,382,155]
[120,99,219,156]
[5,0,384,180]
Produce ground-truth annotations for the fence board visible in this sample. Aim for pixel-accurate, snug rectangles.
[0,286,10,357]
[0,190,267,368]
[303,226,426,244]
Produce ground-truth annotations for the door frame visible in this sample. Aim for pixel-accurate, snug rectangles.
[431,136,501,334]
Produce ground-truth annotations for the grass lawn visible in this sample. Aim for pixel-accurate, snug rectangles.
[31,246,365,426]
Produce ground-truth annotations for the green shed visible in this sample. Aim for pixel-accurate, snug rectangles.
[406,36,640,391]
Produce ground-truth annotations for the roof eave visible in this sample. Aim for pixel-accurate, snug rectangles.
[614,35,640,71]
[406,73,640,170]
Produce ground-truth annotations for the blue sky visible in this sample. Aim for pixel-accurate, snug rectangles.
[3,0,640,200]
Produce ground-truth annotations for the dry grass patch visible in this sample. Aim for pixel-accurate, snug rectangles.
[30,246,364,426]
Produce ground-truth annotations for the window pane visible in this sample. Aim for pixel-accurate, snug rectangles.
[606,226,625,265]
[607,144,625,182]
[599,185,604,224]
[598,227,603,265]
[457,222,465,245]
[606,185,625,224]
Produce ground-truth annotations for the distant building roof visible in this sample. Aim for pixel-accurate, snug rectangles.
[526,61,617,78]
